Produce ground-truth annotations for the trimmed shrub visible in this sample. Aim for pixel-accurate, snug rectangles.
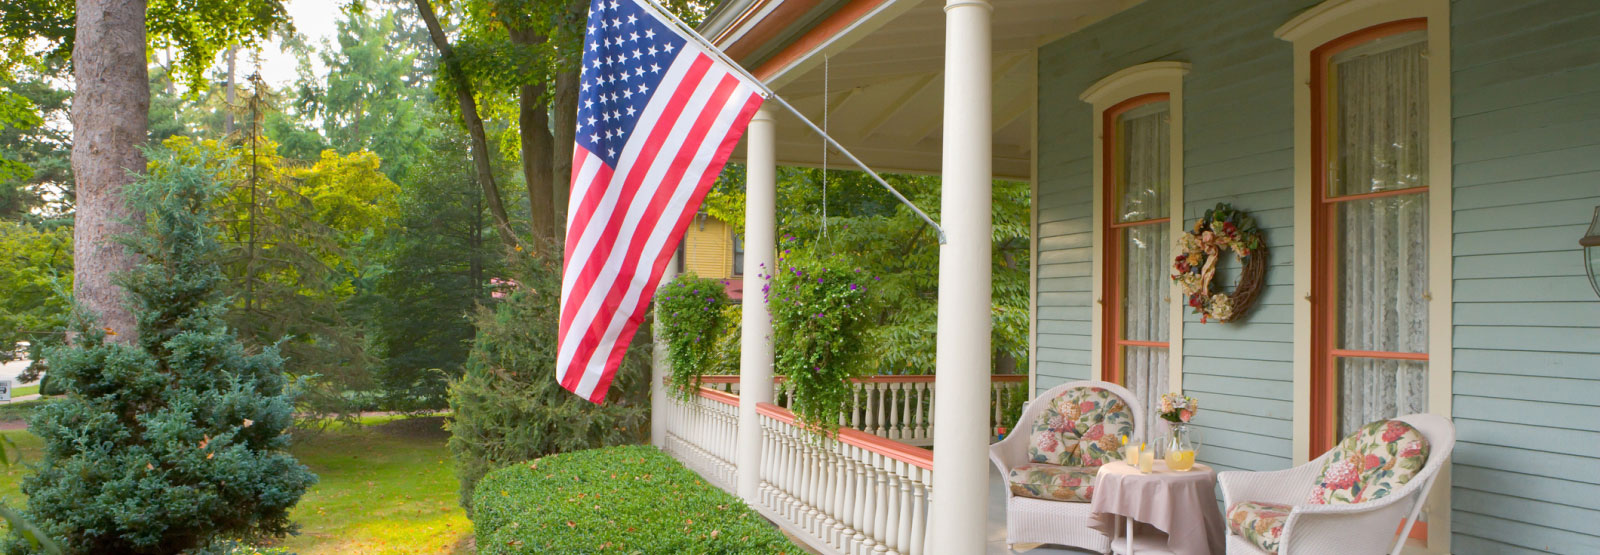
[447,247,651,511]
[471,445,802,554]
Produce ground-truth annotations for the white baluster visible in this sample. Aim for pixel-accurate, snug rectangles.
[909,467,927,555]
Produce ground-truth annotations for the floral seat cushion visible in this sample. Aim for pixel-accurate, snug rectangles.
[1308,420,1430,505]
[1006,463,1098,503]
[1027,386,1134,468]
[1226,501,1291,554]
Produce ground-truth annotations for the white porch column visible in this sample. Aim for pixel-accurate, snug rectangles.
[930,0,993,552]
[737,107,778,501]
[651,249,680,449]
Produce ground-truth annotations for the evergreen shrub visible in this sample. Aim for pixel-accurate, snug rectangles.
[470,445,802,554]
[8,148,315,554]
[447,245,651,511]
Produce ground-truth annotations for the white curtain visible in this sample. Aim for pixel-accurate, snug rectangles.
[1118,104,1170,435]
[1330,34,1429,438]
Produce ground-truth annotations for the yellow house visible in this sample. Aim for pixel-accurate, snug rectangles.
[676,212,744,300]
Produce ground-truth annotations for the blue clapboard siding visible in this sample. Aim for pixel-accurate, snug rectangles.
[1035,0,1600,551]
[1033,0,1317,476]
[1451,1,1600,552]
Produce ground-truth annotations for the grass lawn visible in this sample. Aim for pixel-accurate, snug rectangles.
[8,385,37,398]
[0,414,471,554]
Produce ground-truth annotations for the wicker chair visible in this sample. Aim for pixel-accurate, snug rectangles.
[1217,413,1454,555]
[989,380,1145,553]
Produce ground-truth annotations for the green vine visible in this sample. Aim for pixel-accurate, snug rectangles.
[767,241,876,435]
[655,275,730,399]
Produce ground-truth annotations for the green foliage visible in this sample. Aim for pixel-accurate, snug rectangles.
[711,303,742,375]
[0,399,52,423]
[653,275,729,397]
[471,445,803,554]
[298,9,437,181]
[706,168,1031,375]
[0,220,70,375]
[159,134,393,422]
[10,146,314,554]
[0,0,289,94]
[447,245,650,511]
[372,122,504,411]
[0,60,70,221]
[768,243,876,434]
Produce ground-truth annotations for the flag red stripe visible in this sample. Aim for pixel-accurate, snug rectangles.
[583,91,765,402]
[558,55,715,386]
[562,54,712,282]
[562,74,744,393]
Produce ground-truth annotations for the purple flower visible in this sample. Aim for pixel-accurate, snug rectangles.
[849,284,858,290]
[817,277,824,284]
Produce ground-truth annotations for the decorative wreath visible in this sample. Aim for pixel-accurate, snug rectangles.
[1172,203,1267,323]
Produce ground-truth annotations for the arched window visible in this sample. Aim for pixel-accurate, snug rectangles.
[1280,0,1451,548]
[1082,62,1188,436]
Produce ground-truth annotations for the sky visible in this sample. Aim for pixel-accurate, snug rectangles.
[253,0,349,89]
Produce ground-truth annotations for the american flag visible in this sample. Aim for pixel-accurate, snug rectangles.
[557,0,764,403]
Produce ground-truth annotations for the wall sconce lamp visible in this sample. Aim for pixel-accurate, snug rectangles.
[1583,206,1600,298]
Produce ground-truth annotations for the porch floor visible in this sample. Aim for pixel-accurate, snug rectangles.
[987,466,1096,555]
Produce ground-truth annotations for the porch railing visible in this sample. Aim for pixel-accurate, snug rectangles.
[662,387,739,491]
[757,400,933,555]
[698,374,1027,446]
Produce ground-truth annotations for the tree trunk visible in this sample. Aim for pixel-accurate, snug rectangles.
[413,0,519,250]
[509,27,555,244]
[223,46,236,137]
[552,67,578,239]
[71,0,148,342]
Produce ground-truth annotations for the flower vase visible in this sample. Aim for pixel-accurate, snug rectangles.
[1164,423,1200,471]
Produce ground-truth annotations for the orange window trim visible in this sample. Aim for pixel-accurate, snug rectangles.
[1100,93,1171,386]
[1308,18,1429,459]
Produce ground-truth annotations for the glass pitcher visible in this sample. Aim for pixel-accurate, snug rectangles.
[1164,423,1201,471]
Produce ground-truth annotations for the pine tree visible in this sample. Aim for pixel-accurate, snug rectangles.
[10,147,315,554]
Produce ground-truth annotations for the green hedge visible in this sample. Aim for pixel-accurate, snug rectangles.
[471,445,803,554]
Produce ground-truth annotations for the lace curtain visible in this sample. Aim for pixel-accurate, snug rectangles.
[1330,34,1429,437]
[1118,104,1170,435]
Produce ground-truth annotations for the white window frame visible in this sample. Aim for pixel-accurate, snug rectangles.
[1278,0,1452,552]
[1081,62,1189,412]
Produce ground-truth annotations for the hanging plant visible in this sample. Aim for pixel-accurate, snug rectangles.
[655,275,731,399]
[767,239,876,435]
[1172,203,1268,323]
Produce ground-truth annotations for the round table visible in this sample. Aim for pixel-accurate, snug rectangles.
[1090,460,1226,555]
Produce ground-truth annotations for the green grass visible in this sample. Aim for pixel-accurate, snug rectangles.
[0,415,471,554]
[8,386,37,398]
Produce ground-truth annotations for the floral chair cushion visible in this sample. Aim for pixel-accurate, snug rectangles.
[1308,420,1430,505]
[1006,463,1098,503]
[1226,501,1291,554]
[1027,386,1134,467]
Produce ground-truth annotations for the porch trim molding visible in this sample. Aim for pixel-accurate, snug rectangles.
[1278,0,1452,551]
[1080,61,1189,415]
[1028,46,1040,397]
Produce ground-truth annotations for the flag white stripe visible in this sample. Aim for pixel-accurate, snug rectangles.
[556,52,703,385]
[557,57,730,380]
[573,81,760,398]
[559,50,700,323]
[565,150,604,237]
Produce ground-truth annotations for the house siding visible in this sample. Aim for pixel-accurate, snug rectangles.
[1449,2,1600,552]
[1034,0,1315,476]
[1035,0,1600,552]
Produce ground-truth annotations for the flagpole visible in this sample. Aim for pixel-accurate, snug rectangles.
[637,0,949,245]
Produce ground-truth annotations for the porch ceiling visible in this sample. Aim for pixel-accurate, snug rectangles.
[704,0,1142,180]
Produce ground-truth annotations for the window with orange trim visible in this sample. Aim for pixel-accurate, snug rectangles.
[1310,19,1431,456]
[1101,93,1172,427]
